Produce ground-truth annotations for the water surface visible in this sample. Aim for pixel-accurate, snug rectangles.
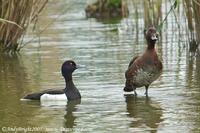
[0,0,200,133]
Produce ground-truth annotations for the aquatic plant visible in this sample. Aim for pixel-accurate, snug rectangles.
[184,0,200,44]
[0,0,48,54]
[85,0,128,18]
[142,0,200,49]
[157,0,178,32]
[143,0,163,28]
[108,0,121,7]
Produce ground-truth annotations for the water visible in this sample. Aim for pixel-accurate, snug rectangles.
[0,0,200,133]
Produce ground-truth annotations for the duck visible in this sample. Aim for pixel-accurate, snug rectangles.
[124,26,163,96]
[21,60,81,101]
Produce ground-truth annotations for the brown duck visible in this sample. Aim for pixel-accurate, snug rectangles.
[124,27,163,96]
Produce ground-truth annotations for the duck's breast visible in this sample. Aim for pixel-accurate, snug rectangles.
[133,67,161,87]
[133,68,152,87]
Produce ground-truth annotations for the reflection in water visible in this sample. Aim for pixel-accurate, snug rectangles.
[125,94,163,132]
[195,55,200,88]
[185,54,200,132]
[1,0,200,132]
[194,55,200,132]
[193,55,200,132]
[64,99,81,128]
[0,54,27,93]
[0,54,40,127]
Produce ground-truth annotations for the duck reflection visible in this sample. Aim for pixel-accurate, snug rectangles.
[64,99,81,128]
[125,94,163,132]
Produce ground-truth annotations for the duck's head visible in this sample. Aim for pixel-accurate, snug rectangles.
[61,60,78,77]
[144,27,158,48]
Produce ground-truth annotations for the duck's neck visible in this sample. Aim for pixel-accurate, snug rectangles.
[63,75,81,100]
[65,79,75,90]
[64,74,72,82]
[145,42,159,60]
[63,74,76,90]
[147,40,156,50]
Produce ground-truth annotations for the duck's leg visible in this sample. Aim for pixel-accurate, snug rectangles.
[131,85,137,96]
[133,89,137,96]
[144,85,149,96]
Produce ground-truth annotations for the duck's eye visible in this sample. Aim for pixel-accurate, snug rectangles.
[70,62,73,65]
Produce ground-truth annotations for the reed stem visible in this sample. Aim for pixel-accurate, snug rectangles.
[0,0,48,54]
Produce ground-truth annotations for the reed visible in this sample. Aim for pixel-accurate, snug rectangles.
[142,0,200,50]
[143,0,162,27]
[192,0,200,43]
[0,0,48,54]
[183,0,200,50]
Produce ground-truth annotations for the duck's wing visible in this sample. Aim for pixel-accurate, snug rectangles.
[124,56,141,92]
[21,89,65,100]
[128,56,139,68]
[125,56,140,78]
[125,53,163,88]
[43,89,65,94]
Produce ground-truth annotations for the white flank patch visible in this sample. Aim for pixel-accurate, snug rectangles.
[40,94,67,106]
[40,100,67,107]
[40,94,67,101]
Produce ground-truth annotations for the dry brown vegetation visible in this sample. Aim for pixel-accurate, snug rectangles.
[0,0,200,54]
[0,0,48,54]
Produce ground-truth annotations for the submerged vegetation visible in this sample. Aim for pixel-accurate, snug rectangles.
[0,0,48,54]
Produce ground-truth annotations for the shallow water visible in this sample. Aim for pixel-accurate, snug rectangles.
[0,0,200,133]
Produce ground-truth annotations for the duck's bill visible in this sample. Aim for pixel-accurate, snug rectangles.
[151,36,158,40]
[151,33,158,41]
[76,64,86,69]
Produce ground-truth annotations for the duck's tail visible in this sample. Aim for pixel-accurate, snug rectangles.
[123,80,134,92]
[124,86,133,92]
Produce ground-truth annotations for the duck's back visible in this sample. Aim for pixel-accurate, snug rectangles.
[21,89,65,100]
